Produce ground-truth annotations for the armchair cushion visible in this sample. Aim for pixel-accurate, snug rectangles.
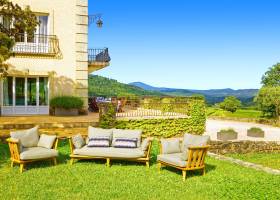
[112,129,142,147]
[11,126,39,149]
[181,134,210,160]
[88,126,113,140]
[38,134,57,149]
[72,134,86,149]
[160,138,181,154]
[20,147,58,160]
[157,153,187,167]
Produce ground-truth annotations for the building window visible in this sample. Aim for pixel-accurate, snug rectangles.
[15,77,25,106]
[27,78,37,106]
[39,77,48,106]
[3,77,13,106]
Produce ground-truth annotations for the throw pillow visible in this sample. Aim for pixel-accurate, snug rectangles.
[87,137,110,147]
[113,138,138,148]
[38,134,57,149]
[72,134,85,149]
[160,138,181,154]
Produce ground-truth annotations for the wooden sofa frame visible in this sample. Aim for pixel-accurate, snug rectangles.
[6,137,59,173]
[157,139,210,181]
[69,135,153,168]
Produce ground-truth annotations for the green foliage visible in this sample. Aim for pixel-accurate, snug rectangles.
[261,63,280,87]
[219,96,242,113]
[255,86,280,118]
[247,127,264,134]
[50,96,84,109]
[88,75,163,97]
[218,128,238,135]
[116,99,206,137]
[99,103,116,128]
[207,107,262,119]
[0,0,38,74]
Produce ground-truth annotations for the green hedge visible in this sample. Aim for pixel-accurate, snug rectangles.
[114,99,206,137]
[50,96,84,109]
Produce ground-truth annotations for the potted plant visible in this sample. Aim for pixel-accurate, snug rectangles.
[217,128,238,141]
[50,96,84,116]
[247,127,265,138]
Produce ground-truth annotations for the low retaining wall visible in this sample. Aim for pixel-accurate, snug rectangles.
[210,141,280,154]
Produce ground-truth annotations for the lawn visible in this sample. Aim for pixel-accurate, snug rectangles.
[227,153,280,170]
[1,140,280,200]
[207,107,262,119]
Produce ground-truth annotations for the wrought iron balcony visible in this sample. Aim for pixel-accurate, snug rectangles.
[12,34,60,56]
[88,48,111,73]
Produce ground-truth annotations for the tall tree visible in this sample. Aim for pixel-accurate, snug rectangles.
[219,96,242,113]
[261,63,280,87]
[0,0,38,77]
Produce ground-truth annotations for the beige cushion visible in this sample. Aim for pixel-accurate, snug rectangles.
[11,126,39,148]
[88,126,113,139]
[141,138,151,151]
[73,146,145,158]
[160,138,181,154]
[20,147,58,160]
[72,134,85,149]
[181,134,210,160]
[38,134,57,149]
[112,129,142,147]
[157,153,187,167]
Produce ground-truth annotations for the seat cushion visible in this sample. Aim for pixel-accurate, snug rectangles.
[160,138,181,154]
[38,134,57,149]
[181,134,210,160]
[88,126,113,140]
[11,126,39,149]
[73,146,145,159]
[20,147,58,160]
[157,153,187,168]
[112,129,142,147]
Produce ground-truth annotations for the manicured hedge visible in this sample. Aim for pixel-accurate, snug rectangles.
[50,96,84,109]
[115,99,206,137]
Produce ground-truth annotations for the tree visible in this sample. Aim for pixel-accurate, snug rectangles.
[219,96,242,113]
[0,0,38,76]
[254,87,280,118]
[261,63,280,87]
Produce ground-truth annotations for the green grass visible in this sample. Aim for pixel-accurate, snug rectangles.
[227,153,280,170]
[207,107,262,119]
[1,141,280,199]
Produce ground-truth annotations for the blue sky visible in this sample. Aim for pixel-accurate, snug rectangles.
[89,0,280,90]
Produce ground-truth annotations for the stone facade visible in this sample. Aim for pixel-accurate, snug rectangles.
[210,140,280,154]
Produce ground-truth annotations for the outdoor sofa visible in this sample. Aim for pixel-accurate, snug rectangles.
[7,126,59,173]
[69,127,153,167]
[157,133,210,181]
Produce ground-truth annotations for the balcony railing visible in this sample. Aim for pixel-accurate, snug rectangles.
[12,34,60,56]
[88,48,111,63]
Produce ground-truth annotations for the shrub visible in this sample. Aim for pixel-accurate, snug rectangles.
[218,128,238,135]
[115,98,206,137]
[50,96,84,109]
[247,127,265,138]
[99,103,116,128]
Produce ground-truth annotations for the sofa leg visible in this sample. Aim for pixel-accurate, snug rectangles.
[20,163,24,173]
[202,168,206,176]
[11,161,14,168]
[182,170,186,181]
[70,158,74,165]
[146,161,150,168]
[53,158,57,166]
[106,158,110,167]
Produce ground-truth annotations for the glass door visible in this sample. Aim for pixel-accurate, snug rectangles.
[15,77,25,106]
[27,78,37,106]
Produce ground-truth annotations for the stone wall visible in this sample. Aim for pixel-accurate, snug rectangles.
[210,141,280,154]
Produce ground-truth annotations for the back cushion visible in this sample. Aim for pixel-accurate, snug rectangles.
[11,126,39,149]
[181,133,210,160]
[88,126,113,140]
[160,138,181,154]
[112,129,142,147]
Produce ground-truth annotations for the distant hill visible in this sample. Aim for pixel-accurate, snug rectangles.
[88,76,163,97]
[129,82,259,105]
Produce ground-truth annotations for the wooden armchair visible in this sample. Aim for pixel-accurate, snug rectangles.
[6,137,59,173]
[157,137,210,181]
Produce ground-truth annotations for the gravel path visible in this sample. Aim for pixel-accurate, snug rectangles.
[205,119,280,141]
